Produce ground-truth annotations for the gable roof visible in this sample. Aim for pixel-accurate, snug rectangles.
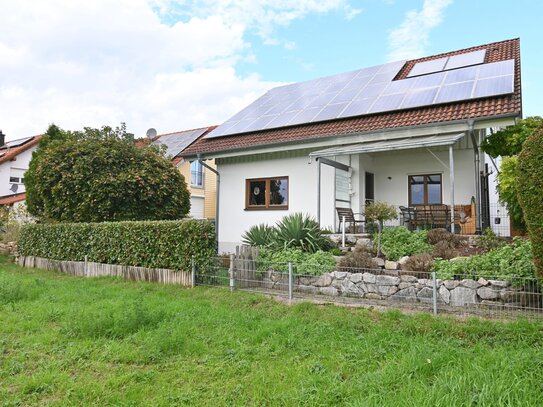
[182,38,521,157]
[0,192,26,205]
[0,135,42,165]
[152,126,217,165]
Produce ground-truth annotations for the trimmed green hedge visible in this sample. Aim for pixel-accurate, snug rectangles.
[19,220,215,271]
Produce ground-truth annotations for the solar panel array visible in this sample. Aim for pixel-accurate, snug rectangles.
[206,56,514,139]
[153,128,208,157]
[0,136,33,149]
[407,50,486,77]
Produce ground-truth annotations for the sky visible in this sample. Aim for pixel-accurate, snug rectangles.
[0,0,541,141]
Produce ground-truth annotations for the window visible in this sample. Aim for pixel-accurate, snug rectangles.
[191,161,204,187]
[246,177,288,210]
[9,168,25,184]
[408,174,442,206]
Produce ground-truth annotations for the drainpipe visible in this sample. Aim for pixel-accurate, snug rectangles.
[317,159,321,225]
[468,119,482,234]
[198,155,220,252]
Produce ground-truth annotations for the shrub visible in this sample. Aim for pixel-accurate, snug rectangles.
[517,124,543,277]
[427,228,460,247]
[272,213,332,253]
[477,227,504,252]
[338,246,378,270]
[402,253,434,274]
[432,241,458,260]
[241,223,275,247]
[19,219,215,271]
[434,237,535,281]
[377,227,431,261]
[363,202,398,257]
[257,248,335,276]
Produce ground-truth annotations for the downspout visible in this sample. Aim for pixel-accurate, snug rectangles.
[198,155,220,252]
[317,159,321,225]
[468,119,482,234]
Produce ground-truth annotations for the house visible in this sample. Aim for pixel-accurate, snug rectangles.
[152,127,217,219]
[180,39,522,253]
[0,131,42,209]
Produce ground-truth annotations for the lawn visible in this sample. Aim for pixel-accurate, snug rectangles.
[1,256,542,406]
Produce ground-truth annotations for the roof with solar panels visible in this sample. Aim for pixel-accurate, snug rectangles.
[181,38,521,157]
[0,135,42,165]
[150,126,217,165]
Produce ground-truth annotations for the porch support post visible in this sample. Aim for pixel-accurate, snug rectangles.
[317,159,321,225]
[449,145,455,233]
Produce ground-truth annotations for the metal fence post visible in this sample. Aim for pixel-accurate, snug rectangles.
[229,254,235,292]
[288,262,293,302]
[191,255,196,288]
[432,271,438,316]
[342,215,346,247]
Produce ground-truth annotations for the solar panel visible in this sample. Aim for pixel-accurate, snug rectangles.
[4,136,33,148]
[205,57,515,139]
[444,50,486,70]
[407,57,448,77]
[153,128,208,157]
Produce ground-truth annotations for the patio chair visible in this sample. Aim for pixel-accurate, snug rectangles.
[336,207,365,233]
[429,204,450,229]
[399,206,416,231]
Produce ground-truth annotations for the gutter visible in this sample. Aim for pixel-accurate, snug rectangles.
[197,155,220,252]
[468,119,482,234]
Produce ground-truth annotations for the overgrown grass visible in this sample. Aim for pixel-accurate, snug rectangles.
[1,256,542,406]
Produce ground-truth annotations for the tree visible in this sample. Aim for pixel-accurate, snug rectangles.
[481,116,543,232]
[25,124,190,222]
[517,124,543,277]
[363,202,398,257]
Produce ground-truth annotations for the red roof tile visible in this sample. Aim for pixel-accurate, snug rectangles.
[0,193,26,205]
[0,135,42,165]
[182,38,521,157]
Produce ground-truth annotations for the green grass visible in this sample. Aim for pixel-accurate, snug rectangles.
[1,256,542,406]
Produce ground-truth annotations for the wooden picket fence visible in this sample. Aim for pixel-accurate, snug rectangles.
[17,256,192,286]
[233,246,259,288]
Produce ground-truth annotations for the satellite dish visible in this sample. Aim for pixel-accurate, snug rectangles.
[10,183,18,193]
[146,128,157,140]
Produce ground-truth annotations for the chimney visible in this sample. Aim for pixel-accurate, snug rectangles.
[0,130,5,147]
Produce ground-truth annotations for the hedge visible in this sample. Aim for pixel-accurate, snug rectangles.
[19,220,215,271]
[517,124,543,278]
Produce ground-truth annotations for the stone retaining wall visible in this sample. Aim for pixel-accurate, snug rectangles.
[263,270,537,308]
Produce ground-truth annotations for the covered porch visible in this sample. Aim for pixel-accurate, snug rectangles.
[311,130,486,235]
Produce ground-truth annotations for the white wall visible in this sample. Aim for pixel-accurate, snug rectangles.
[216,143,482,252]
[0,146,36,197]
[218,154,333,253]
[367,146,476,207]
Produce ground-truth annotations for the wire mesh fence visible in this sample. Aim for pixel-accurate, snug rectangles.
[194,256,543,320]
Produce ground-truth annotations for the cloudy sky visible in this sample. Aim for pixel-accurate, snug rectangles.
[1,0,541,140]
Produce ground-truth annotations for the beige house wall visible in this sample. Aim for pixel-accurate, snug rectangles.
[177,159,216,219]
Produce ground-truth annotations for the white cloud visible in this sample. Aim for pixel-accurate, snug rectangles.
[0,0,357,139]
[387,0,453,62]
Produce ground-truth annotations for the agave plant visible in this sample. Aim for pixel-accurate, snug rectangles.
[241,223,275,247]
[272,213,331,253]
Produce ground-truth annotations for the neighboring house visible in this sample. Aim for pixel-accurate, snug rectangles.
[0,132,42,208]
[180,39,522,253]
[153,127,217,219]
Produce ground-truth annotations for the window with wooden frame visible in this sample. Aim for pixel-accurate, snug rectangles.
[245,177,288,210]
[408,174,442,206]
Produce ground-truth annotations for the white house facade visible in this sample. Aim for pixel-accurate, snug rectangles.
[181,39,522,253]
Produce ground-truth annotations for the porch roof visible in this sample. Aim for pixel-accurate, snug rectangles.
[309,132,465,158]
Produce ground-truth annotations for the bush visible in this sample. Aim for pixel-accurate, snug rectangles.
[434,237,535,281]
[477,227,504,252]
[363,202,398,256]
[19,219,215,271]
[432,241,458,260]
[377,227,431,261]
[257,248,336,276]
[427,228,460,247]
[273,213,332,253]
[517,124,543,278]
[402,253,434,274]
[338,246,378,270]
[241,223,275,247]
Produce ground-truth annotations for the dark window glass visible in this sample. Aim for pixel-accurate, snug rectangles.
[248,180,266,206]
[270,179,288,205]
[409,176,425,205]
[9,177,19,183]
[409,174,441,205]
